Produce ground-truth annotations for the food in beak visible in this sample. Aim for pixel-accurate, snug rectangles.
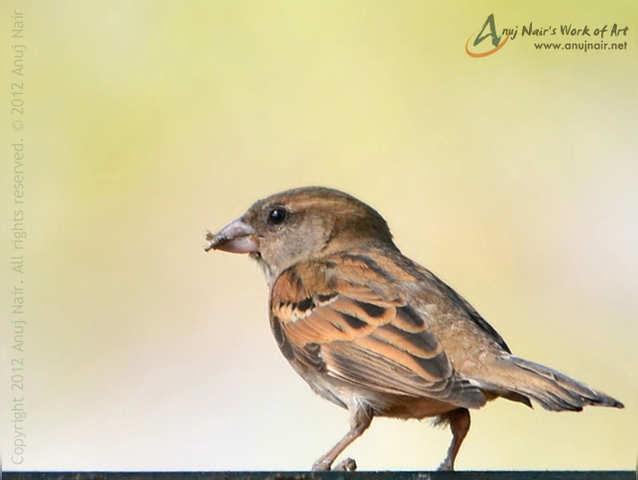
[205,218,259,254]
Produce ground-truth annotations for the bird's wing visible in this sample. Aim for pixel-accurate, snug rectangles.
[270,255,487,409]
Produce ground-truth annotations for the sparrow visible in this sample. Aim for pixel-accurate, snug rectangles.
[205,186,623,471]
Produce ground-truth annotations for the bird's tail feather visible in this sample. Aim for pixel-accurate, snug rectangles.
[476,355,624,412]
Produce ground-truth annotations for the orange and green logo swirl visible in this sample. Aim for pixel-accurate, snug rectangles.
[466,14,510,58]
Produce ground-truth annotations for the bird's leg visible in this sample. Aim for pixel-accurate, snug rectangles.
[437,408,470,471]
[312,403,373,471]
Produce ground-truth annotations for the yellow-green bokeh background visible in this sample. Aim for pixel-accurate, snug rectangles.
[2,0,637,471]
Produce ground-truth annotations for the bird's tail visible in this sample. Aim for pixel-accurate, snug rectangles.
[476,355,624,412]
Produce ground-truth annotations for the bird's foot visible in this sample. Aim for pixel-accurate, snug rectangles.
[334,457,357,471]
[437,458,454,471]
[312,457,357,471]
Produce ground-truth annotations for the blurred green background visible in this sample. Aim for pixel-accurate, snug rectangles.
[2,0,636,471]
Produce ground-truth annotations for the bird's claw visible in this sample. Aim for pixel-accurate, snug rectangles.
[333,457,357,471]
[437,459,453,471]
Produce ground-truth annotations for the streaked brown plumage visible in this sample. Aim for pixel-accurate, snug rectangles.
[205,186,623,471]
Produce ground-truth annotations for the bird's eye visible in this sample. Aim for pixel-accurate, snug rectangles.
[268,207,288,225]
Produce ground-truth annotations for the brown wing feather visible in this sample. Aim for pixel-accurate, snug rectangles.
[271,257,486,409]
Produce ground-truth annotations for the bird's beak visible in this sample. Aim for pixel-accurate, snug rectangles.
[205,217,259,254]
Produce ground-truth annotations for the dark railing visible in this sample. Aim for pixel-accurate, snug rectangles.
[2,472,634,480]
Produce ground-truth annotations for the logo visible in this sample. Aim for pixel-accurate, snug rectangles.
[466,13,629,57]
[466,14,510,57]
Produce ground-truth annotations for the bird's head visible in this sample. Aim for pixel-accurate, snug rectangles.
[205,186,396,285]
